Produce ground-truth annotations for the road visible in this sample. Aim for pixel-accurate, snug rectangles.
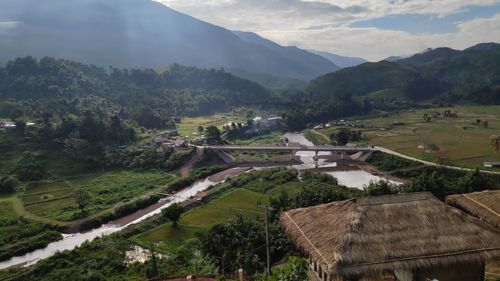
[375,146,500,176]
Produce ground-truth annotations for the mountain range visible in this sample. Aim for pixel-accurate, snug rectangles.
[308,43,500,104]
[0,0,364,84]
[307,50,366,68]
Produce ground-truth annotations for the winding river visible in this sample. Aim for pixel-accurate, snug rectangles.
[0,133,400,270]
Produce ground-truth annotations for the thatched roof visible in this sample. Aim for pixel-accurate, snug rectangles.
[280,192,500,278]
[446,190,500,228]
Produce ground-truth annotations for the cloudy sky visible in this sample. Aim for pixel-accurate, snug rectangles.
[156,0,500,61]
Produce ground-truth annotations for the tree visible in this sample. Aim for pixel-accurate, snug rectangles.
[14,117,27,136]
[79,111,105,144]
[457,169,491,193]
[12,152,46,181]
[197,215,266,275]
[162,203,184,227]
[491,135,500,152]
[198,126,204,133]
[332,128,350,145]
[0,176,20,194]
[205,125,222,144]
[59,114,80,137]
[74,189,91,213]
[135,106,165,129]
[483,120,489,128]
[365,180,398,196]
[266,256,308,281]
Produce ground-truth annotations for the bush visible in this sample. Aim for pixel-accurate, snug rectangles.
[0,176,20,194]
[12,152,46,181]
[113,195,161,218]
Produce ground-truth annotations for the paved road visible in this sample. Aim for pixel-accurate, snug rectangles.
[375,146,500,176]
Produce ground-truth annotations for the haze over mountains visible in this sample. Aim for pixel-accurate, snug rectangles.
[307,50,366,68]
[0,0,363,84]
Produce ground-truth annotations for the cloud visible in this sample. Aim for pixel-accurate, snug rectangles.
[0,21,18,33]
[155,0,500,60]
[0,21,18,27]
[260,12,500,61]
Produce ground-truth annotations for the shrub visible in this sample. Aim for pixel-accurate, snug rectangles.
[0,176,20,194]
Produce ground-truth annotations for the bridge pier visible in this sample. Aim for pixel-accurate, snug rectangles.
[314,150,319,168]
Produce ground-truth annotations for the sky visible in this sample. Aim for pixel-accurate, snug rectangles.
[156,0,500,61]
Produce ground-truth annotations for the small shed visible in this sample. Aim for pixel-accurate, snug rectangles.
[483,162,500,168]
[280,193,500,281]
[446,190,500,228]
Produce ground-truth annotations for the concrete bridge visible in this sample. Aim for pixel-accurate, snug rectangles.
[204,145,376,167]
[204,145,375,153]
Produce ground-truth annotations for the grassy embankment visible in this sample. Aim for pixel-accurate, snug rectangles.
[303,129,330,145]
[318,105,500,169]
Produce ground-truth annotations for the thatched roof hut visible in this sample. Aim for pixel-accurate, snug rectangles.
[280,193,500,280]
[446,190,500,228]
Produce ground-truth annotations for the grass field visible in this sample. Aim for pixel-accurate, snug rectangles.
[135,188,269,252]
[303,129,330,145]
[22,171,177,221]
[319,106,500,169]
[231,131,284,146]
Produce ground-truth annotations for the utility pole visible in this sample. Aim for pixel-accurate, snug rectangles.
[257,201,274,277]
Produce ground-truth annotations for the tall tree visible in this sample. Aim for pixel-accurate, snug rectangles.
[74,189,91,213]
[161,203,184,227]
[205,125,222,145]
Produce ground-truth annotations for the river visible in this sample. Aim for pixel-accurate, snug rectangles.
[0,169,244,270]
[0,133,398,269]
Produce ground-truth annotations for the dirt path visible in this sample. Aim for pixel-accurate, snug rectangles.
[376,146,500,176]
[179,147,204,177]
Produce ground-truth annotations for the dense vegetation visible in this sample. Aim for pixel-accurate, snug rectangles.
[366,151,420,171]
[401,167,500,199]
[0,57,274,121]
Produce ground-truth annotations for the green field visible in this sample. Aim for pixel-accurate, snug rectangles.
[136,188,269,251]
[177,113,245,137]
[303,129,330,145]
[22,171,177,221]
[231,131,284,146]
[319,106,500,169]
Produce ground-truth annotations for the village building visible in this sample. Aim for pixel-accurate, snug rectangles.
[280,192,500,281]
[446,190,500,228]
[267,116,282,127]
[483,162,500,168]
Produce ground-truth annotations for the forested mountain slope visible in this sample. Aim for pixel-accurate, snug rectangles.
[0,57,276,120]
[0,0,336,81]
[308,43,500,104]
